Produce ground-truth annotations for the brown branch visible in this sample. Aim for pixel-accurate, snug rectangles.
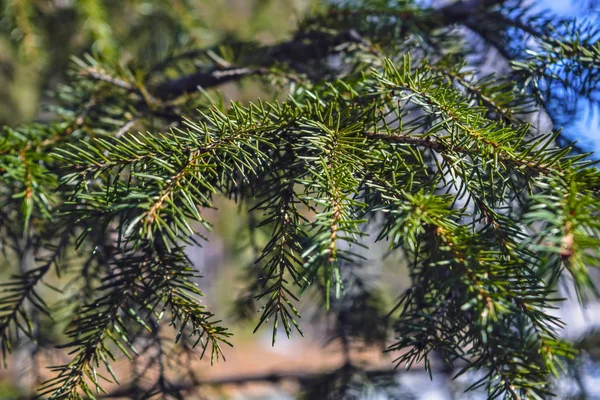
[82,3,516,103]
[150,30,365,99]
[82,67,136,92]
[431,67,519,126]
[154,67,259,98]
[144,155,196,227]
[99,364,452,398]
[80,2,518,105]
[363,132,554,175]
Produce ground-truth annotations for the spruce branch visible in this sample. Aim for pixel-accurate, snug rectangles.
[2,3,600,398]
[252,181,306,344]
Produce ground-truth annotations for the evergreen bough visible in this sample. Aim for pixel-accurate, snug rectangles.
[1,0,600,398]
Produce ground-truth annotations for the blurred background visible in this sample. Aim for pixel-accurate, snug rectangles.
[1,0,599,399]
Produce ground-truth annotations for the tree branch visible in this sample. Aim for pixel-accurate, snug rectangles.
[438,0,507,22]
[154,67,258,98]
[363,132,555,175]
[86,2,516,103]
[99,364,452,398]
[149,30,368,99]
